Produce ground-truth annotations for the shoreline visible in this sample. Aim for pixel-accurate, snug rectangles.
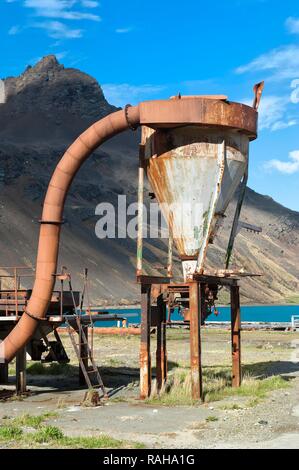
[90,303,299,310]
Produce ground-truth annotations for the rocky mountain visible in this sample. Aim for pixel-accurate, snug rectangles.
[0,55,298,305]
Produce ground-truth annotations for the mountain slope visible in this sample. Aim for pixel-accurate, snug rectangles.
[0,56,298,304]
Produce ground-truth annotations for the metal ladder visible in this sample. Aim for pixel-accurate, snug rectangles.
[66,318,107,398]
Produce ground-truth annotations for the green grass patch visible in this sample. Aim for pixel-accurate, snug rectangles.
[246,397,261,408]
[220,403,244,411]
[11,412,58,429]
[205,374,289,402]
[145,366,290,406]
[206,416,218,422]
[32,426,64,443]
[0,425,23,440]
[27,362,76,376]
[0,413,144,449]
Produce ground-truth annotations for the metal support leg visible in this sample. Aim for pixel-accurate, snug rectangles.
[140,283,151,399]
[156,295,167,391]
[231,284,241,387]
[16,348,27,395]
[79,325,89,386]
[0,363,9,384]
[189,281,203,401]
[136,147,145,276]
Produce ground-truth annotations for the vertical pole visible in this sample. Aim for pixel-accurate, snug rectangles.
[136,145,145,276]
[14,268,19,318]
[189,281,203,401]
[156,294,167,391]
[161,300,167,384]
[167,233,173,278]
[79,323,89,386]
[140,283,151,399]
[0,363,9,384]
[231,284,241,387]
[16,347,27,395]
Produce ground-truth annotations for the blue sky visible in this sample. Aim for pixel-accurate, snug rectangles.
[1,0,299,211]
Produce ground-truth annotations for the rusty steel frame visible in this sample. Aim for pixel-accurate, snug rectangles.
[0,93,260,407]
[196,139,226,274]
[139,282,168,399]
[136,145,145,276]
[156,294,167,391]
[231,284,241,387]
[138,274,242,401]
[159,275,243,401]
[225,165,249,269]
[189,281,203,400]
[140,283,151,399]
[79,322,89,386]
[16,347,27,395]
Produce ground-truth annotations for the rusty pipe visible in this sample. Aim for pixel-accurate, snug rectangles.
[0,106,140,363]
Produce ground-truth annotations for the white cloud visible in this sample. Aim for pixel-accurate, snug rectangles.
[265,150,299,174]
[115,27,132,34]
[102,83,166,107]
[24,0,101,21]
[81,0,99,7]
[8,25,21,35]
[236,45,299,81]
[55,51,68,60]
[253,95,292,131]
[33,21,83,38]
[285,17,299,34]
[270,119,297,131]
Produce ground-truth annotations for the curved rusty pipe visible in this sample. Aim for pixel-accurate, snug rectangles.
[0,105,140,363]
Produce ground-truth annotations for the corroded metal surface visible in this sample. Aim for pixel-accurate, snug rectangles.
[1,106,141,363]
[189,281,203,401]
[139,97,258,138]
[231,285,241,387]
[143,124,249,277]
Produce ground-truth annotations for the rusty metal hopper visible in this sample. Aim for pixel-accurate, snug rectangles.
[140,94,260,279]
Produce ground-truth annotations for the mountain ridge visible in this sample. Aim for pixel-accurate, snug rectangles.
[0,55,298,305]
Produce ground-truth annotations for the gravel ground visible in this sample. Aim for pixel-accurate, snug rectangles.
[1,328,299,448]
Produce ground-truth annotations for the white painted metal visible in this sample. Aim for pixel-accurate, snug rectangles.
[291,315,299,330]
[142,126,249,277]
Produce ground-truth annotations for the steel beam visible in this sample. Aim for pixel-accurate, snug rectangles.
[156,295,167,391]
[140,284,151,399]
[189,281,203,401]
[16,347,27,395]
[231,285,241,387]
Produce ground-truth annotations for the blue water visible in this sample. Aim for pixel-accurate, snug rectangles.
[92,304,299,327]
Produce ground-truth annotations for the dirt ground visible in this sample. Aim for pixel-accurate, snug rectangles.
[1,327,299,449]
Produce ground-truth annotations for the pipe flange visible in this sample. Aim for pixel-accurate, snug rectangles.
[39,219,65,225]
[125,104,138,131]
[23,310,47,322]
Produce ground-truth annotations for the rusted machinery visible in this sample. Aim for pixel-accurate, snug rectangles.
[0,267,127,394]
[136,87,264,400]
[0,85,263,401]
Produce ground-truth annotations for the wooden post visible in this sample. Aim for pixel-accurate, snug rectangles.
[189,281,203,401]
[79,325,89,386]
[16,348,27,395]
[156,295,167,391]
[140,284,151,399]
[231,284,241,387]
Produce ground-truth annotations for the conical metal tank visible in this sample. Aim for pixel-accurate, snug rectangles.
[140,95,259,279]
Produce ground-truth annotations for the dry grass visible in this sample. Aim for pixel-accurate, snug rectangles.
[146,366,290,406]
